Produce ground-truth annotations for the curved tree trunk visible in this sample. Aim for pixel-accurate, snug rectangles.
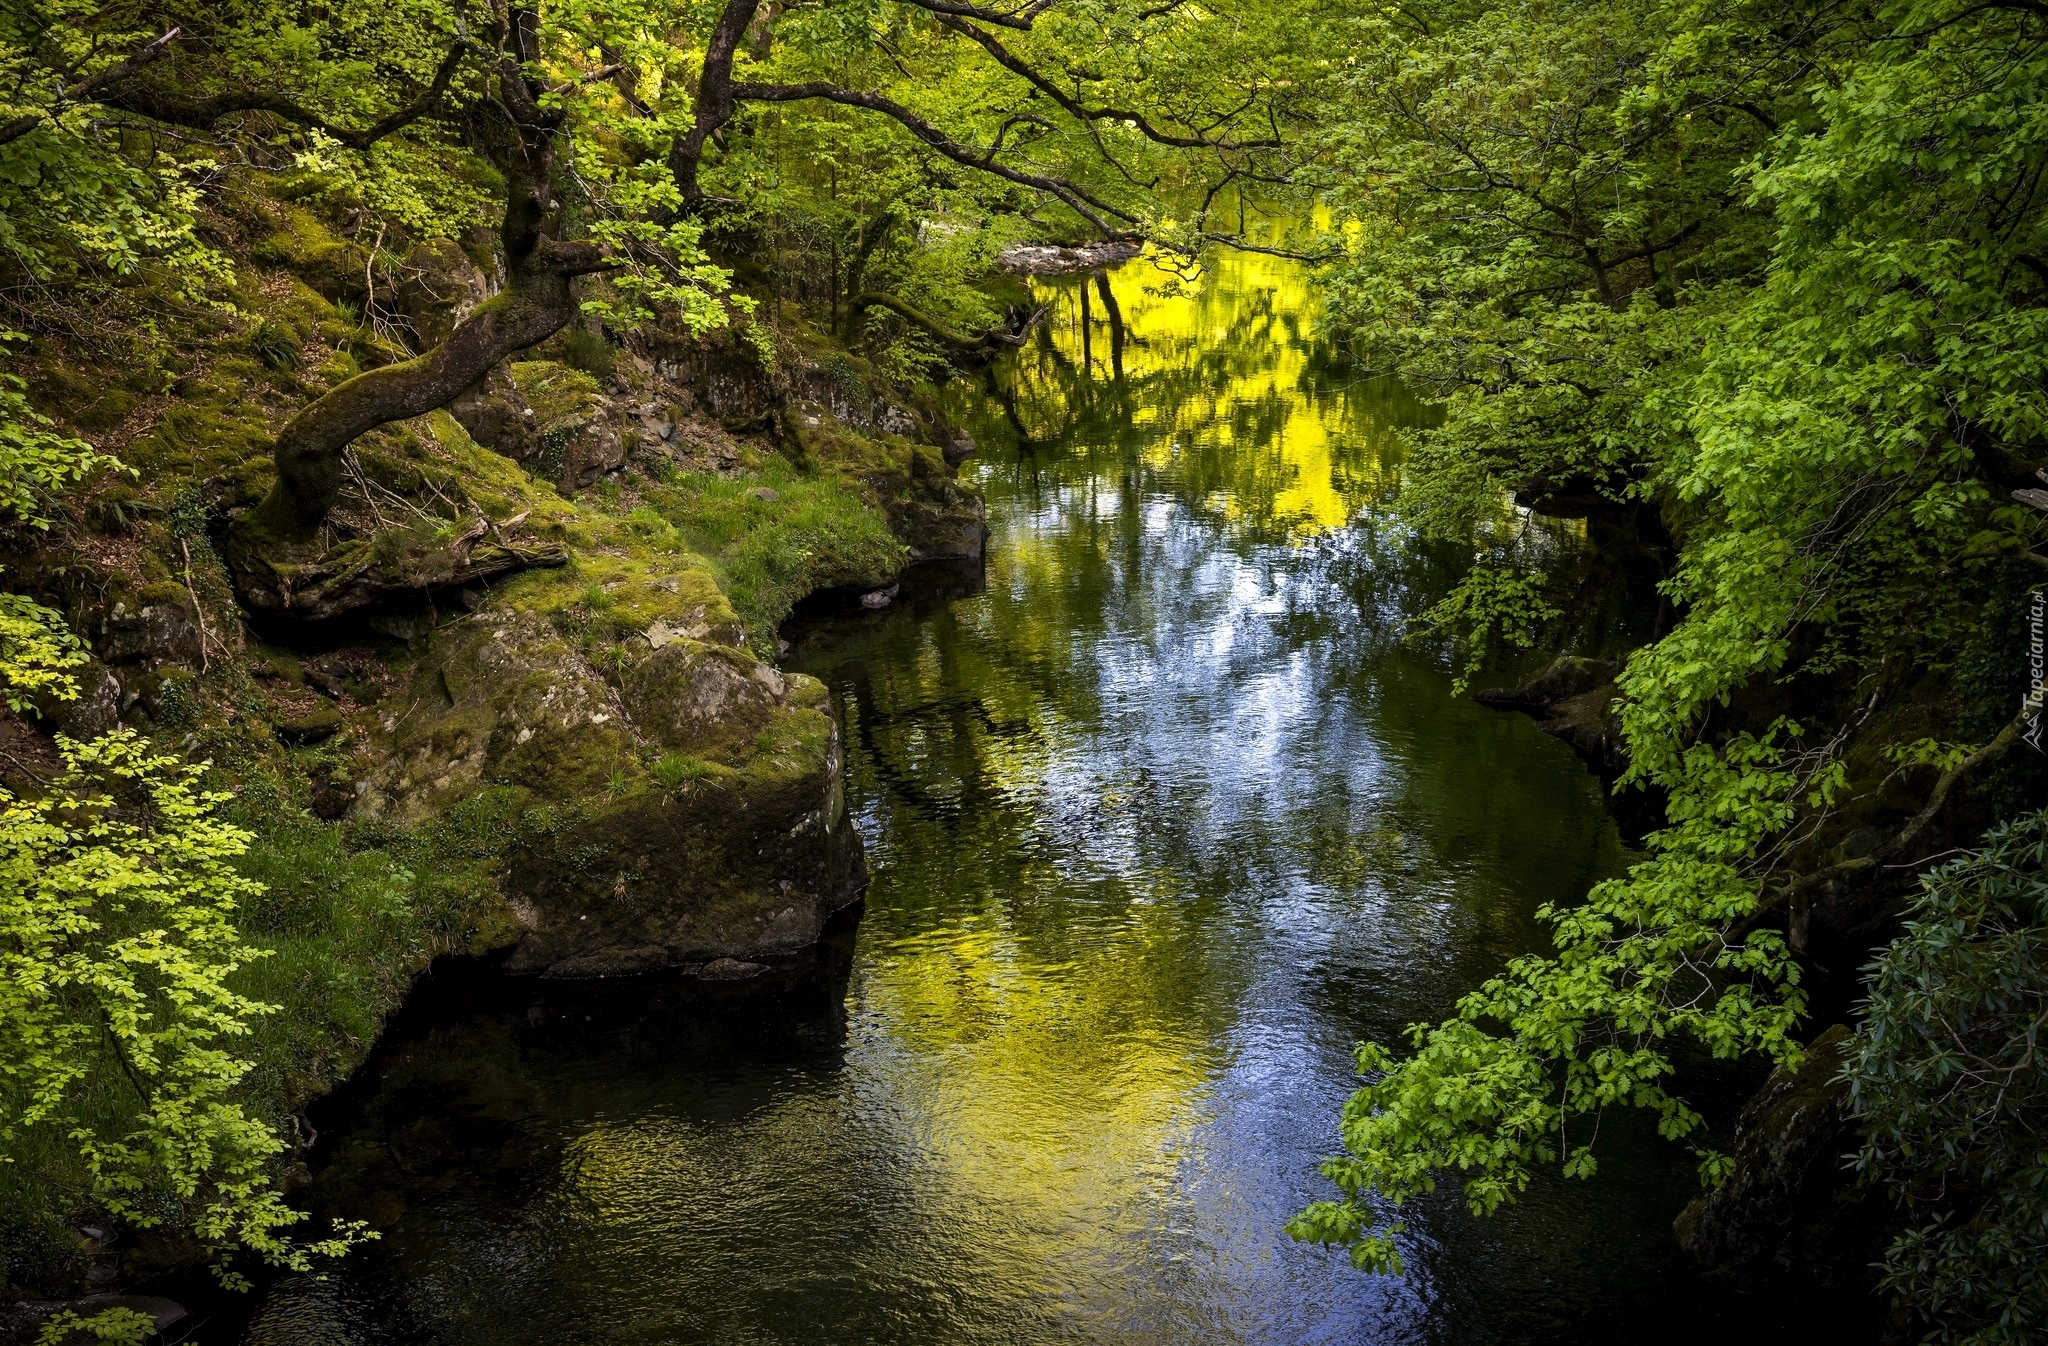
[238,7,613,544]
[850,291,1042,366]
[242,241,606,540]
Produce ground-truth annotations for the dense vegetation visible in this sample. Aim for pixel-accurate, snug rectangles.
[0,0,2043,1340]
[1284,3,2048,1343]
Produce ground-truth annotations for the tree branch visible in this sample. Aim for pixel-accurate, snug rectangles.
[102,38,466,150]
[895,0,1057,30]
[0,27,180,147]
[732,80,1138,235]
[936,17,1281,150]
[852,290,1037,351]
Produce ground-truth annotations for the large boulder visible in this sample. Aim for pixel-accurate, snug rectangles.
[350,588,865,979]
[511,359,628,491]
[449,363,542,464]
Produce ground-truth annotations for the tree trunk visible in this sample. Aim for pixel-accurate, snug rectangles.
[236,15,612,545]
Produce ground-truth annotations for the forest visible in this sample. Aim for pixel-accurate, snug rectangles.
[0,0,2043,1343]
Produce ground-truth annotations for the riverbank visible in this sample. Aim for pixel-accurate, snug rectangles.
[0,171,985,1319]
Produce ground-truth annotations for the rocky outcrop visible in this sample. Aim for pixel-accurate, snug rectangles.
[352,586,865,979]
[997,241,1143,275]
[1674,1025,1892,1313]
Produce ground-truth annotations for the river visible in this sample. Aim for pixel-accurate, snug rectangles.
[237,249,1763,1345]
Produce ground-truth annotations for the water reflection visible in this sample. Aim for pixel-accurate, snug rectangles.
[981,247,1406,539]
[239,248,1756,1346]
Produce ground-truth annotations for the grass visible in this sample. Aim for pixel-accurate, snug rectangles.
[650,751,714,790]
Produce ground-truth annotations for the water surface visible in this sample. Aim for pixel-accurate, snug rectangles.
[241,250,1756,1345]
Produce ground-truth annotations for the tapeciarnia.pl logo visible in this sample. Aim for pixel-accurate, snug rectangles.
[2027,589,2046,751]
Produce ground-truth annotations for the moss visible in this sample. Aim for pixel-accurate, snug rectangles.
[34,363,140,432]
[641,453,906,652]
[250,204,371,303]
[510,359,602,427]
[230,783,525,1126]
[0,157,978,1285]
[273,702,342,745]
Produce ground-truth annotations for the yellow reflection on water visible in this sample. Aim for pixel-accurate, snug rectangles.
[981,243,1416,542]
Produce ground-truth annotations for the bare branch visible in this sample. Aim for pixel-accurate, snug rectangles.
[937,17,1281,151]
[732,80,1139,235]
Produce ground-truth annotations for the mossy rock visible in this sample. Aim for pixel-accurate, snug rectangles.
[788,412,987,562]
[621,638,787,761]
[501,676,861,977]
[274,702,343,745]
[252,206,373,304]
[351,596,861,977]
[355,608,634,821]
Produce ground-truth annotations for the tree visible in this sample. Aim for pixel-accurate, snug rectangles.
[4,0,1331,551]
[0,732,311,1280]
[1292,10,2048,1342]
[1846,814,2048,1346]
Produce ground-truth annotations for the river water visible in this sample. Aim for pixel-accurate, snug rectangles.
[237,251,1758,1345]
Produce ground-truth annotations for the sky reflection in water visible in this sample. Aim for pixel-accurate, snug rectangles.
[242,248,1736,1346]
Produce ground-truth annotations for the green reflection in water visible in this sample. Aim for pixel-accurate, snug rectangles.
[238,247,1758,1346]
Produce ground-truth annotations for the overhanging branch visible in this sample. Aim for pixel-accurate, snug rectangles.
[936,16,1281,151]
[732,80,1139,236]
[103,39,467,150]
[0,27,180,147]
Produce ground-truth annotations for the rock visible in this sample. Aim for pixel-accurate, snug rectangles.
[253,218,373,305]
[748,487,781,503]
[547,403,627,491]
[393,238,488,348]
[49,663,121,738]
[621,639,786,753]
[93,602,205,666]
[942,429,977,468]
[309,763,354,820]
[1473,655,1620,709]
[5,1295,188,1344]
[541,944,673,978]
[355,604,866,979]
[699,957,767,981]
[1674,1024,1891,1295]
[859,585,898,610]
[355,609,633,821]
[274,702,343,745]
[367,606,440,642]
[496,680,866,977]
[450,363,542,464]
[645,615,713,649]
[223,517,566,625]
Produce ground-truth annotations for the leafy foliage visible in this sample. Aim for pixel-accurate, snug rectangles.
[0,732,360,1279]
[34,1305,155,1345]
[1846,815,2048,1346]
[1295,6,2048,1338]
